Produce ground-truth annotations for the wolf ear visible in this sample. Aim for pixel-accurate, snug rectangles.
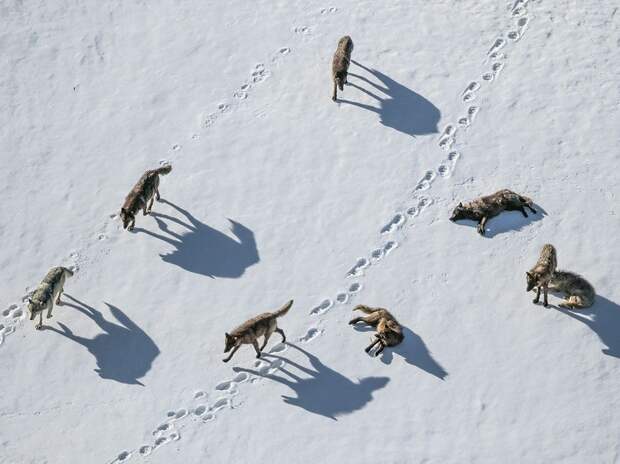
[525,271,533,279]
[28,297,33,304]
[120,207,126,214]
[458,202,463,207]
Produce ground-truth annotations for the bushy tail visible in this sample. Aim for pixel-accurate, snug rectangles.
[353,304,377,314]
[274,300,294,318]
[155,164,172,175]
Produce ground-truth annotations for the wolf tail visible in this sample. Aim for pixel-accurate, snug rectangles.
[155,164,172,176]
[352,304,377,314]
[274,299,294,318]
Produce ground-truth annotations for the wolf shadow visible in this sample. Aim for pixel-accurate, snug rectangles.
[47,295,159,386]
[338,60,440,137]
[233,343,389,420]
[134,199,259,279]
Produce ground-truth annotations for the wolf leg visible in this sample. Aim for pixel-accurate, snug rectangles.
[349,317,364,325]
[543,284,549,307]
[36,312,43,330]
[253,340,262,358]
[260,331,272,352]
[365,336,381,353]
[332,80,337,101]
[374,342,386,357]
[46,301,54,319]
[477,216,488,235]
[155,188,161,201]
[222,344,241,363]
[275,327,286,343]
[56,287,64,305]
[147,196,155,214]
[533,286,541,304]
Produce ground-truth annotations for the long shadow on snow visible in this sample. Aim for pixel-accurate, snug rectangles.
[47,295,159,386]
[353,325,447,379]
[551,295,620,359]
[338,60,440,137]
[233,343,389,420]
[133,199,259,279]
[451,203,547,238]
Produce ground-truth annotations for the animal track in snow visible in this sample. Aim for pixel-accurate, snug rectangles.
[114,451,131,462]
[193,405,207,416]
[138,445,152,456]
[298,327,323,343]
[171,144,181,152]
[346,257,370,277]
[380,213,406,234]
[310,299,333,315]
[233,372,250,383]
[320,7,338,14]
[193,390,207,400]
[269,342,287,354]
[348,282,362,293]
[335,292,349,304]
[210,398,230,413]
[215,381,233,392]
[488,38,507,56]
[294,26,311,35]
[415,170,437,191]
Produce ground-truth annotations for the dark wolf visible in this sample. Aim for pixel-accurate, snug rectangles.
[450,188,537,235]
[548,270,595,309]
[526,244,557,307]
[223,300,293,362]
[332,36,354,101]
[349,305,404,356]
[120,164,172,230]
[27,266,74,329]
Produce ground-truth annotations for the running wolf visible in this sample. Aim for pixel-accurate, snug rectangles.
[223,300,293,362]
[526,244,557,307]
[27,266,74,330]
[548,270,596,309]
[349,305,404,356]
[450,188,537,235]
[332,36,354,101]
[120,164,172,231]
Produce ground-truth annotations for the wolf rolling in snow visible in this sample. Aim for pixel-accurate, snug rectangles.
[223,300,293,362]
[120,164,172,231]
[526,244,558,307]
[548,270,596,309]
[27,266,74,330]
[450,188,537,236]
[331,35,354,101]
[349,305,404,356]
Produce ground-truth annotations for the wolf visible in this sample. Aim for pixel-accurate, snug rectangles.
[349,305,404,356]
[27,266,74,330]
[223,300,293,362]
[526,244,557,307]
[548,270,596,309]
[120,164,172,230]
[332,35,354,101]
[450,188,537,235]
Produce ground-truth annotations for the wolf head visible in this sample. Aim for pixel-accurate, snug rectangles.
[224,333,237,353]
[450,202,469,222]
[120,207,134,230]
[525,271,538,291]
[27,298,43,320]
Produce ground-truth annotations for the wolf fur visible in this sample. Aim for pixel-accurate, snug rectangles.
[120,164,172,230]
[332,36,354,101]
[27,266,74,330]
[349,305,404,356]
[548,270,595,309]
[526,244,558,307]
[450,188,537,235]
[223,300,293,362]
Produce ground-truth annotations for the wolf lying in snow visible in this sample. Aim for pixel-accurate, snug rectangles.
[332,35,354,101]
[548,270,596,309]
[450,188,537,235]
[120,164,172,231]
[526,244,557,307]
[27,266,74,330]
[349,305,404,356]
[223,300,293,362]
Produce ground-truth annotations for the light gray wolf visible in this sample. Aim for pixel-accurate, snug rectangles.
[548,270,595,309]
[27,266,74,330]
[223,300,293,362]
[450,188,537,235]
[349,304,404,356]
[332,36,354,101]
[526,244,557,307]
[120,164,172,230]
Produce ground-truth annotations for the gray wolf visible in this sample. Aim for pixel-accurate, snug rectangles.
[349,304,404,356]
[450,188,537,235]
[548,270,595,309]
[332,36,354,101]
[120,164,172,230]
[223,300,293,362]
[526,244,557,307]
[27,266,74,329]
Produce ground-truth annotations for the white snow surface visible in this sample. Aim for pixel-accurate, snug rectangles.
[1,1,620,463]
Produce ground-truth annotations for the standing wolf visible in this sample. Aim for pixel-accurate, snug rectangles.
[548,270,596,309]
[120,164,172,231]
[349,305,404,356]
[450,188,537,235]
[332,35,354,101]
[27,266,74,330]
[526,244,557,307]
[223,300,293,362]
